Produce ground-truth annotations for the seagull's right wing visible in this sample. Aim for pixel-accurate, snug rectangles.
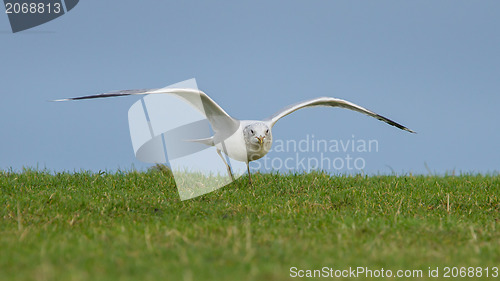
[53,88,240,135]
[264,97,415,133]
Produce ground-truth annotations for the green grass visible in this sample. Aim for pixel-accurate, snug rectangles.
[1,170,499,280]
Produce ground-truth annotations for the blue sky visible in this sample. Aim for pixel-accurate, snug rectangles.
[1,1,499,175]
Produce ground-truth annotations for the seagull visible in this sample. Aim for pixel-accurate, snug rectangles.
[54,88,415,183]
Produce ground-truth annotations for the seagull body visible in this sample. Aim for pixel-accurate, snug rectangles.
[213,120,272,163]
[55,87,415,183]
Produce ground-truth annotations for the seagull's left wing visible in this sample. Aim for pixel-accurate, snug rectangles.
[53,88,240,135]
[264,97,415,133]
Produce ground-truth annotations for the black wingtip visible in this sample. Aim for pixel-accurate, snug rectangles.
[376,114,415,134]
[50,89,153,102]
[404,128,417,134]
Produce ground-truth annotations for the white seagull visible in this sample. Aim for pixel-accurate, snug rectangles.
[55,88,415,183]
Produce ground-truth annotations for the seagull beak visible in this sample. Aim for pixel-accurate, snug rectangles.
[257,136,265,145]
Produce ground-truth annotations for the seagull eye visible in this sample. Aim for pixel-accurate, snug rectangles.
[250,129,254,134]
[266,129,269,134]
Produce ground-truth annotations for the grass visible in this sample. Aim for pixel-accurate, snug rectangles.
[1,169,499,280]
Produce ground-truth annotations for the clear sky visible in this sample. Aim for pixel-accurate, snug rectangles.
[1,1,499,175]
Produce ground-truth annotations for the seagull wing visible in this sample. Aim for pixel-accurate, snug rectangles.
[264,97,415,133]
[53,88,240,135]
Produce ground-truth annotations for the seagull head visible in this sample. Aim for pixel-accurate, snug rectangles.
[243,122,272,149]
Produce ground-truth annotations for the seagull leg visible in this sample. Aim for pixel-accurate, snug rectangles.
[217,149,235,181]
[247,162,252,185]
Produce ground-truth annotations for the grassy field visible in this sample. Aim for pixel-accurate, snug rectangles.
[1,169,499,280]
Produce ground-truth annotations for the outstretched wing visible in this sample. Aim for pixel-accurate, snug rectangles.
[53,88,240,135]
[264,97,415,133]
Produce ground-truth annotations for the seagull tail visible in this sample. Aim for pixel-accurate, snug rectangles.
[184,137,215,147]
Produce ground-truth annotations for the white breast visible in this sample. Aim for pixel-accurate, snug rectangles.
[214,126,249,162]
